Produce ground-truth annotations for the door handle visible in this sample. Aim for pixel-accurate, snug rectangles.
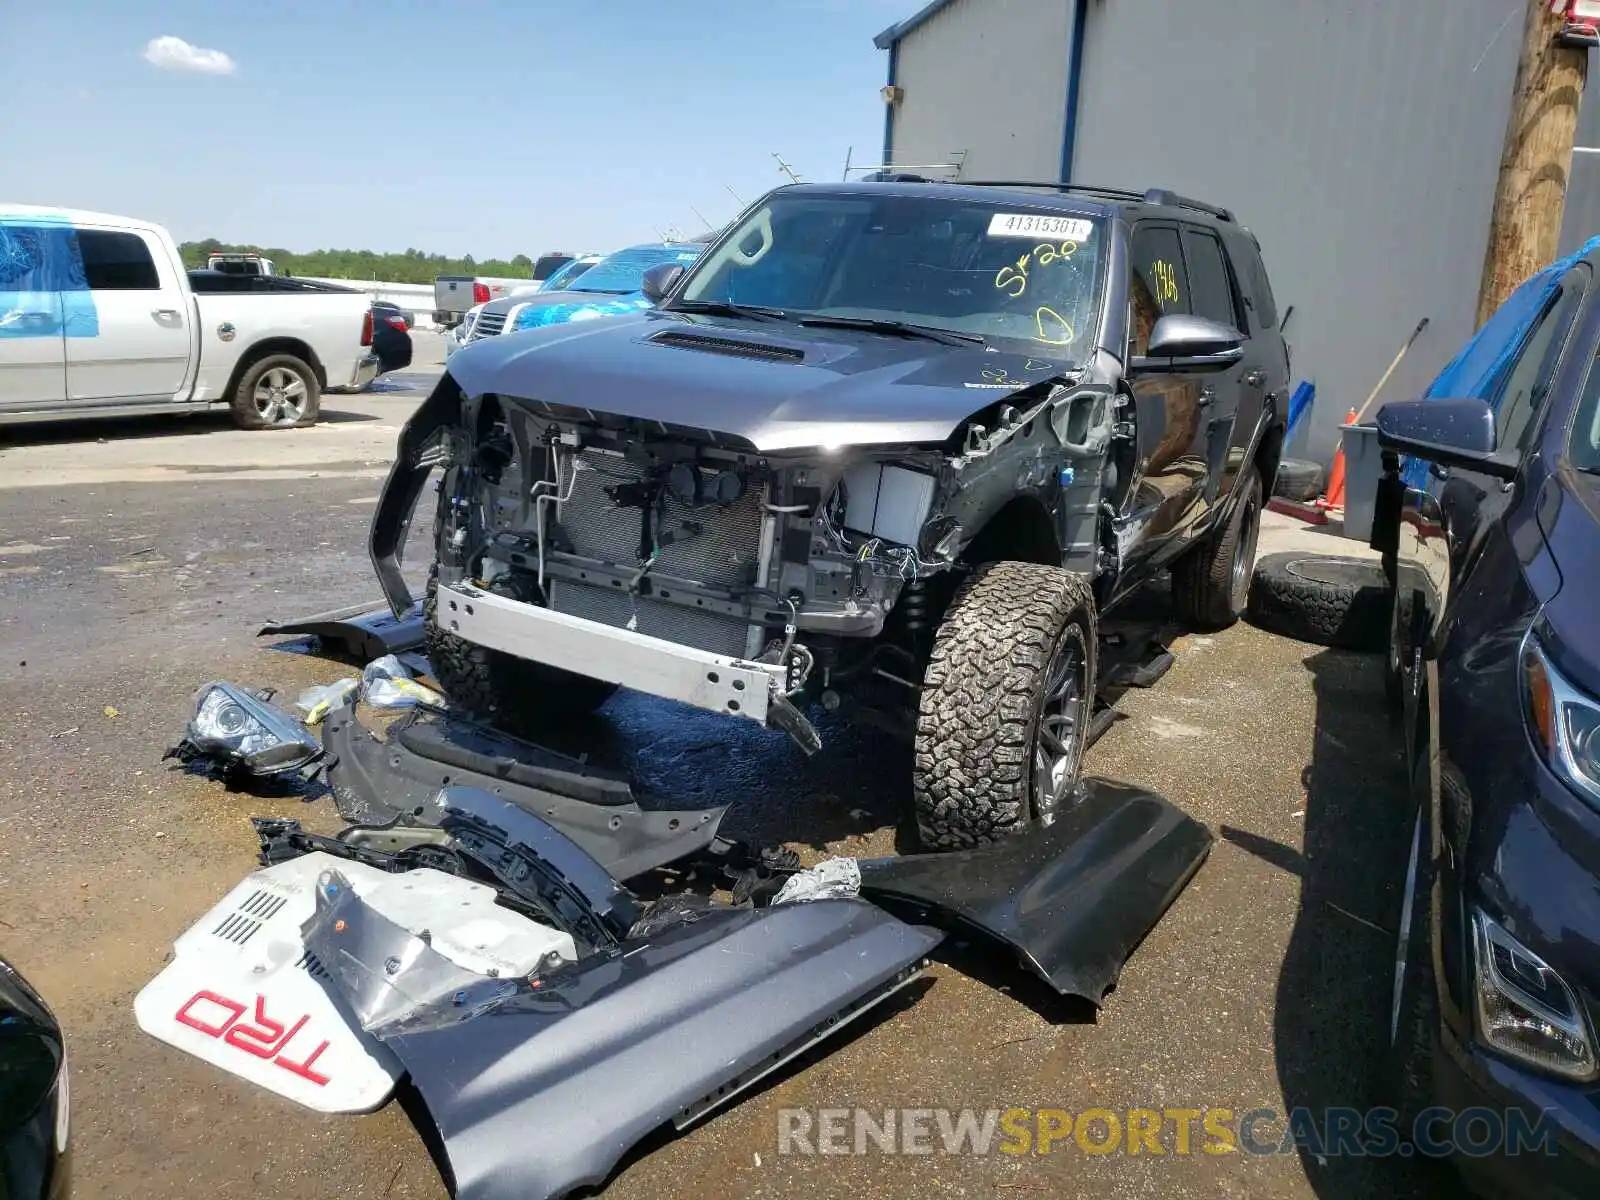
[1244,370,1267,387]
[152,308,181,320]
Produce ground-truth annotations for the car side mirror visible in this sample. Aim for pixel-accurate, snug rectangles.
[640,263,685,304]
[1376,397,1519,481]
[1130,314,1244,374]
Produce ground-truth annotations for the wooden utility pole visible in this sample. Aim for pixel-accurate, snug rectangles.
[1477,0,1589,327]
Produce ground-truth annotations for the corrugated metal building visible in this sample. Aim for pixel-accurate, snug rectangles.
[875,0,1596,464]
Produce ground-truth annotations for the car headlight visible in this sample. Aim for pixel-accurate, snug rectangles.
[176,682,322,776]
[1472,909,1597,1080]
[1521,631,1600,805]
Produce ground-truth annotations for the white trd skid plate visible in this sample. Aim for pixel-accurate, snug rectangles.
[134,852,576,1114]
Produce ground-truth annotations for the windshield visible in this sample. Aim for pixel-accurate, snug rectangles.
[679,192,1105,359]
[568,244,703,295]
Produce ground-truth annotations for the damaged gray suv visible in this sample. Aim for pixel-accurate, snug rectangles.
[371,179,1288,847]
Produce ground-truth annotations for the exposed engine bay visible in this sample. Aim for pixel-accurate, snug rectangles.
[418,365,1120,749]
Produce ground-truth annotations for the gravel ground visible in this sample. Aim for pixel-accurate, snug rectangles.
[0,346,1449,1199]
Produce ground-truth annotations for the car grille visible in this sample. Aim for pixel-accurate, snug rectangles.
[470,311,508,340]
[547,449,765,656]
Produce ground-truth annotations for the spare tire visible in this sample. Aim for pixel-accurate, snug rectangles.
[1246,552,1390,652]
[1273,458,1325,501]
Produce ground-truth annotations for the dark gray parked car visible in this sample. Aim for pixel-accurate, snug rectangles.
[370,180,1289,847]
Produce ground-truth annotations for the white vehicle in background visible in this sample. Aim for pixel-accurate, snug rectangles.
[431,251,578,328]
[0,205,379,429]
[206,252,277,277]
[446,301,487,360]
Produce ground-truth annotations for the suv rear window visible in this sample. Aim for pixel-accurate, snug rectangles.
[1182,228,1241,329]
[78,229,160,291]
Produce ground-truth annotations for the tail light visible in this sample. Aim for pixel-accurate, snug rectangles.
[386,316,407,330]
[1561,1,1600,47]
[360,310,374,347]
[472,281,491,305]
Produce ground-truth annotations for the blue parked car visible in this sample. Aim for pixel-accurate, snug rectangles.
[1374,234,1600,1196]
[464,242,706,342]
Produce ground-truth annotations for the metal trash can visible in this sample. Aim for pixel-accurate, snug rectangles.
[1339,423,1384,543]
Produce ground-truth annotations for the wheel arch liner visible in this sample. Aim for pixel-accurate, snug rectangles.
[303,881,940,1200]
[371,375,464,616]
[858,778,1213,1005]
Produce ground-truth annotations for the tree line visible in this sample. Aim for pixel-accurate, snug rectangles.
[179,239,537,284]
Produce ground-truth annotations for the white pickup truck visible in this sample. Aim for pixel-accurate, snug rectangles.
[0,206,379,430]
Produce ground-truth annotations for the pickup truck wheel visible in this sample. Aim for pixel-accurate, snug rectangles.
[913,561,1097,850]
[1172,467,1263,631]
[424,571,616,735]
[232,354,321,429]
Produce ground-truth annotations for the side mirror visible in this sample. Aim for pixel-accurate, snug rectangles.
[640,263,685,304]
[1130,314,1244,374]
[1376,397,1518,481]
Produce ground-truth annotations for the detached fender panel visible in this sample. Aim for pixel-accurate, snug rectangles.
[305,884,939,1200]
[858,777,1213,1004]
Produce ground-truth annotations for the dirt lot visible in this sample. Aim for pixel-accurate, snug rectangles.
[0,341,1446,1199]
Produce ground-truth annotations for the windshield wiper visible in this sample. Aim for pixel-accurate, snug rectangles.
[666,298,788,321]
[795,315,984,347]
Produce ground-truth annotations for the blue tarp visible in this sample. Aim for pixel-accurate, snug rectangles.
[0,218,99,339]
[1399,233,1600,488]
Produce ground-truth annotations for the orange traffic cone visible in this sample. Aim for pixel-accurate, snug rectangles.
[1319,408,1358,511]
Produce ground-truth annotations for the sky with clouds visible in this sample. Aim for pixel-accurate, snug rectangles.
[1,0,907,258]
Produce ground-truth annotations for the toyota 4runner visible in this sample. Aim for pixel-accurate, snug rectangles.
[370,179,1289,847]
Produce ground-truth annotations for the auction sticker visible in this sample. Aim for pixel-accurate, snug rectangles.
[988,213,1094,241]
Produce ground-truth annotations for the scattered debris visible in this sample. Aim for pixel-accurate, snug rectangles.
[257,599,425,662]
[48,727,80,739]
[103,706,120,720]
[1326,901,1389,936]
[294,678,359,726]
[773,857,861,905]
[164,682,322,786]
[361,653,445,709]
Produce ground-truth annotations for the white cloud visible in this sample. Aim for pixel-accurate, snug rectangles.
[142,35,237,76]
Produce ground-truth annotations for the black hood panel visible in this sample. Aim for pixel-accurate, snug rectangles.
[446,311,1071,451]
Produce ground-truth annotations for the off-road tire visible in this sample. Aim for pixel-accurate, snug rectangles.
[1273,457,1325,501]
[913,561,1097,850]
[230,353,321,430]
[1172,468,1263,631]
[424,570,616,736]
[1247,552,1389,652]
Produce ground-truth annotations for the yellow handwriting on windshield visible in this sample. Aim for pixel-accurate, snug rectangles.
[1035,306,1074,346]
[1152,259,1181,307]
[995,253,1030,299]
[995,242,1078,299]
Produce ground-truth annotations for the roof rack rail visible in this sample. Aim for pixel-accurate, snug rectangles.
[1141,189,1235,223]
[854,177,1238,222]
[954,180,1149,203]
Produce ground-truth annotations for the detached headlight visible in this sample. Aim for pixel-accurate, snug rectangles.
[169,681,322,778]
[1473,909,1597,1080]
[1521,632,1600,805]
